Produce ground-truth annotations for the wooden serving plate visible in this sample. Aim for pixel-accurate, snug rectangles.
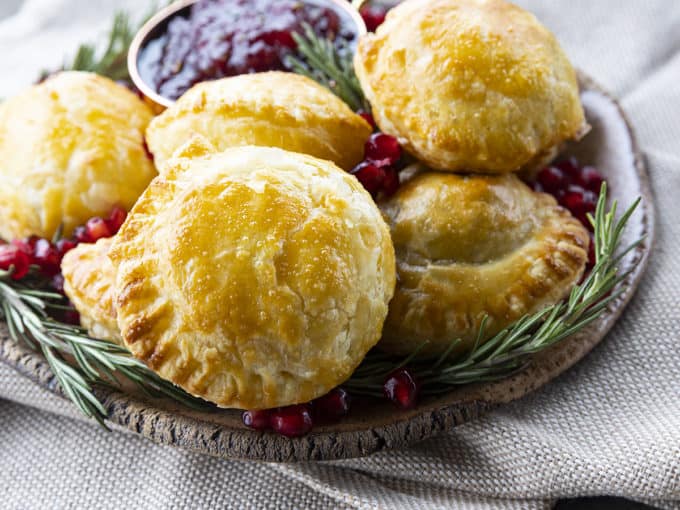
[0,74,654,462]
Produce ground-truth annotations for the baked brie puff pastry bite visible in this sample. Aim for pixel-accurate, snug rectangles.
[145,72,372,171]
[61,238,121,345]
[379,172,589,358]
[354,0,587,174]
[0,71,156,240]
[108,138,396,409]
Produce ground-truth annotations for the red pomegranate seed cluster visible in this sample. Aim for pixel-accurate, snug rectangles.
[531,158,606,267]
[0,207,127,284]
[242,387,351,437]
[242,370,423,436]
[351,132,403,199]
[533,157,604,230]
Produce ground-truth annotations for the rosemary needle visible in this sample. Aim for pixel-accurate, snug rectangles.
[286,24,369,112]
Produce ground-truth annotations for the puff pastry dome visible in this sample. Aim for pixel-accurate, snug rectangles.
[108,138,396,409]
[379,172,589,357]
[0,71,157,240]
[62,238,121,345]
[354,0,587,174]
[145,72,372,171]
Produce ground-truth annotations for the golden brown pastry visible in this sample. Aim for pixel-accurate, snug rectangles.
[109,137,396,409]
[379,172,589,357]
[61,238,121,345]
[354,0,587,174]
[0,71,157,240]
[146,72,371,171]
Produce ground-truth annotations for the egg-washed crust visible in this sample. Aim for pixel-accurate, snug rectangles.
[145,72,372,171]
[379,172,589,358]
[108,138,396,409]
[61,238,122,345]
[354,0,587,174]
[0,71,157,240]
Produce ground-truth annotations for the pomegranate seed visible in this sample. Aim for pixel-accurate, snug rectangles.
[364,133,402,166]
[106,207,127,234]
[33,239,61,276]
[313,388,351,423]
[51,273,65,294]
[270,404,313,437]
[12,235,40,258]
[531,181,544,193]
[560,186,597,215]
[62,308,81,326]
[85,217,112,241]
[0,245,31,280]
[384,368,420,410]
[360,4,387,32]
[351,161,385,197]
[576,166,605,194]
[555,157,580,178]
[560,190,583,211]
[537,166,567,194]
[242,409,272,431]
[382,167,400,197]
[73,226,92,244]
[56,238,77,256]
[357,110,377,130]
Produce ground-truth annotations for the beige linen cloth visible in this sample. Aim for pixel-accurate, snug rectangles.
[0,1,679,508]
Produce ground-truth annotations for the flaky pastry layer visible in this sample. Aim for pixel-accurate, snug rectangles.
[62,238,121,344]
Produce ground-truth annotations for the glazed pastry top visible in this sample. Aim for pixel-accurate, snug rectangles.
[354,0,586,173]
[379,172,589,357]
[0,71,156,240]
[109,138,396,409]
[146,71,372,171]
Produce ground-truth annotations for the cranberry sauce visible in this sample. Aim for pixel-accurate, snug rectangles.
[138,0,359,100]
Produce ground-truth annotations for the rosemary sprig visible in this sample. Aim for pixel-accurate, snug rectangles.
[0,278,212,428]
[62,3,164,81]
[65,11,136,81]
[346,184,643,397]
[286,24,369,112]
